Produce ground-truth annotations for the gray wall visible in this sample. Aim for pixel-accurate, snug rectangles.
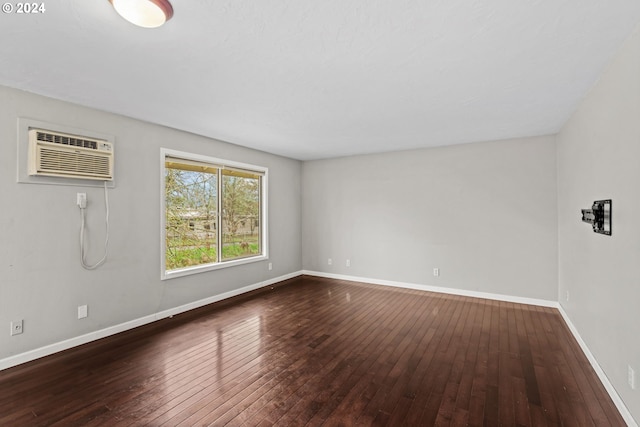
[0,86,302,360]
[557,25,640,421]
[302,136,558,301]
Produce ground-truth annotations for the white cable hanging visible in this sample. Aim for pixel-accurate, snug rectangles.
[80,181,110,270]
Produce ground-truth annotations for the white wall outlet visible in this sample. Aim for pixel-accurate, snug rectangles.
[566,290,570,302]
[77,192,87,209]
[346,259,351,267]
[268,262,273,271]
[433,268,440,277]
[10,320,23,336]
[78,305,88,319]
[629,365,636,390]
[328,258,332,266]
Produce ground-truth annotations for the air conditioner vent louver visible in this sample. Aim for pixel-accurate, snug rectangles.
[39,147,111,176]
[36,131,98,150]
[28,129,114,181]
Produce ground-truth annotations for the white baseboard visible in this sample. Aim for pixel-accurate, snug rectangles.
[557,305,637,427]
[0,271,302,372]
[301,270,558,307]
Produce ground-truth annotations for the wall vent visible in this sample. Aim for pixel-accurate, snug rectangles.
[28,129,114,181]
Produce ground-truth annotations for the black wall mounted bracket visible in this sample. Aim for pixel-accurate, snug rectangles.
[581,199,612,235]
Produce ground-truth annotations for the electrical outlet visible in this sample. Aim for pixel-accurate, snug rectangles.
[10,320,23,336]
[346,259,350,267]
[629,365,636,390]
[268,262,273,271]
[78,305,88,319]
[433,268,440,277]
[77,193,87,209]
[328,258,332,266]
[566,290,570,302]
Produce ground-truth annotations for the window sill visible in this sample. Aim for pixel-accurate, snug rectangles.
[162,254,268,280]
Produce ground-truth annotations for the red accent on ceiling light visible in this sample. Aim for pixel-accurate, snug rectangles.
[108,0,174,28]
[150,0,173,21]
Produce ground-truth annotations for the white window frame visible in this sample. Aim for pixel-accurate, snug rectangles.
[160,148,268,280]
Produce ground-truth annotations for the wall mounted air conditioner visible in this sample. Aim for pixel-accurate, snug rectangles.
[28,129,114,181]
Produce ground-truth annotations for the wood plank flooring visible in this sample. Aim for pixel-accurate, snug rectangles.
[0,276,626,426]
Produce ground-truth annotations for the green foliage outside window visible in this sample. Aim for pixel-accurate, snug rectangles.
[165,158,262,271]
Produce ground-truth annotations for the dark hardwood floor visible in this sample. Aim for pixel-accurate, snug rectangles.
[0,276,626,426]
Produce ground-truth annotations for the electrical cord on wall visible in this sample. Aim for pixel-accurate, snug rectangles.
[80,181,110,270]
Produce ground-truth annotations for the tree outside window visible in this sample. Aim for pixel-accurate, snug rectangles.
[163,152,266,276]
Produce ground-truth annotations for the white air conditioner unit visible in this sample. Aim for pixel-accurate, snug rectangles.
[28,129,114,181]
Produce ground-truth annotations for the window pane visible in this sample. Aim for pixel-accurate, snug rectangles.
[165,165,218,270]
[162,150,267,279]
[221,171,260,261]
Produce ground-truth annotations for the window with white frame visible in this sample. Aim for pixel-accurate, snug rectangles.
[161,149,267,279]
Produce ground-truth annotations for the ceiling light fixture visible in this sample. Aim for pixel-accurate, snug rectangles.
[109,0,173,28]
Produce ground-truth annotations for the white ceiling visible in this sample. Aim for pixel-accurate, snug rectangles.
[1,1,639,160]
